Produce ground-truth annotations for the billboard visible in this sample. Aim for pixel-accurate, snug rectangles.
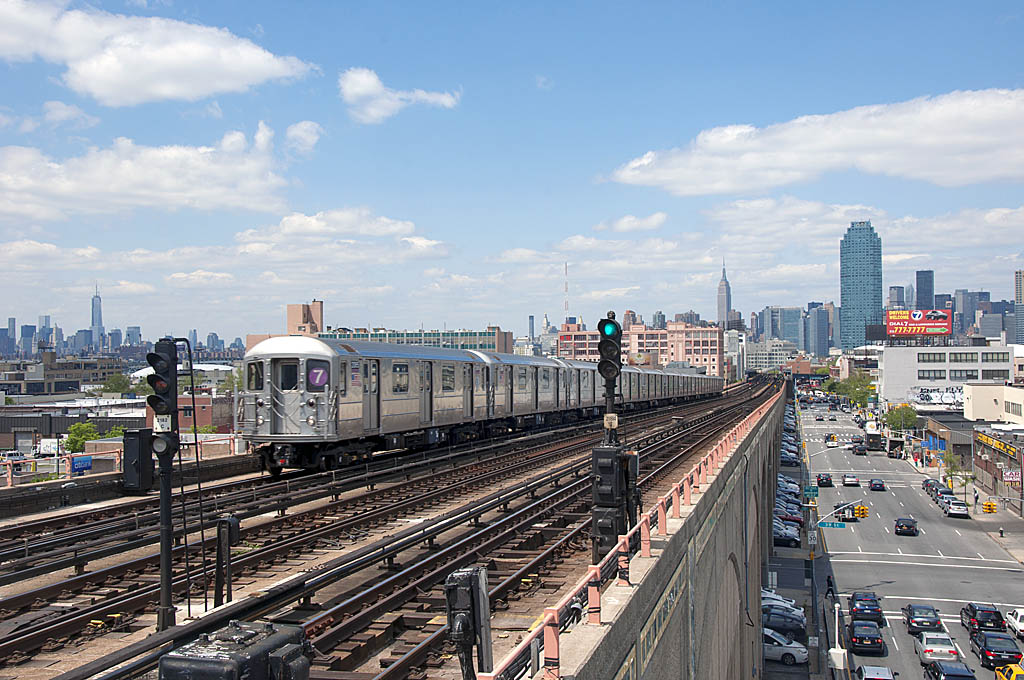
[885,309,952,336]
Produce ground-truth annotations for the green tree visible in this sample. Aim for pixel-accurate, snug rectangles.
[134,381,154,396]
[814,367,831,376]
[884,405,918,433]
[178,372,207,394]
[104,425,126,439]
[101,373,131,394]
[189,424,218,434]
[66,422,100,453]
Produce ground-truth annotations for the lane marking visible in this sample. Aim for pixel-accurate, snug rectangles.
[827,551,1015,563]
[831,558,1022,572]
[897,548,903,555]
[889,631,899,651]
[884,526,889,534]
[978,552,984,559]
[954,529,962,537]
[937,550,944,558]
[899,502,904,507]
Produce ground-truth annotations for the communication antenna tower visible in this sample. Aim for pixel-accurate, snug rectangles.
[564,261,569,323]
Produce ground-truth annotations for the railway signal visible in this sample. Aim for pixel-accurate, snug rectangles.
[597,314,622,381]
[146,339,179,457]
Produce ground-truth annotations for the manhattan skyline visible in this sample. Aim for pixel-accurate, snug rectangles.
[1,2,1023,339]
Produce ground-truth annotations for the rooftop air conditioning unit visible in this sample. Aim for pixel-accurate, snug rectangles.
[996,462,1005,469]
[982,454,990,461]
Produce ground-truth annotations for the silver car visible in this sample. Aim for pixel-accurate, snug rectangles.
[763,627,808,665]
[914,631,960,664]
[945,501,969,518]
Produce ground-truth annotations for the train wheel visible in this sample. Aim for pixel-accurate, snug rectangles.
[267,464,283,478]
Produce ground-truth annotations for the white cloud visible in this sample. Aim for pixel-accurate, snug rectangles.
[0,122,287,220]
[167,270,235,286]
[0,0,313,106]
[237,208,416,243]
[285,120,323,154]
[613,89,1024,196]
[0,112,13,127]
[338,67,459,124]
[594,211,667,232]
[205,101,223,118]
[535,75,553,90]
[43,100,99,128]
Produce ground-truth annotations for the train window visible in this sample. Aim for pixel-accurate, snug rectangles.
[338,362,346,395]
[441,365,456,392]
[278,362,299,391]
[392,363,409,394]
[517,367,527,391]
[306,360,330,393]
[246,362,264,390]
[541,368,550,390]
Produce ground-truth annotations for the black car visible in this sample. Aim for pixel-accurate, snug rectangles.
[925,310,949,320]
[922,660,977,679]
[970,631,1022,669]
[903,603,942,633]
[961,603,1006,633]
[815,414,825,421]
[923,478,939,491]
[817,473,834,487]
[763,611,805,640]
[853,445,868,455]
[848,620,885,654]
[894,518,919,536]
[849,592,884,624]
[773,532,800,549]
[852,435,864,444]
[780,456,801,467]
[869,479,885,491]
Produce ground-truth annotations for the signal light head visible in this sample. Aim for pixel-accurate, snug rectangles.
[598,318,621,339]
[599,361,620,380]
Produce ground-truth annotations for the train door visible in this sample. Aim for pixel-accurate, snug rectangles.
[362,360,380,431]
[553,368,560,408]
[531,367,539,410]
[483,368,495,417]
[463,364,473,418]
[418,361,433,423]
[270,359,302,434]
[505,366,513,413]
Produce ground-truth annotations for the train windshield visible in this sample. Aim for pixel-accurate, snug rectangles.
[247,362,264,390]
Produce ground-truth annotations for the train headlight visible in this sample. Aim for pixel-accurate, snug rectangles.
[306,398,316,408]
[306,415,316,426]
[256,415,265,426]
[256,398,265,407]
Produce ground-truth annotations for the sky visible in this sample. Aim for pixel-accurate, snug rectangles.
[2,0,1024,342]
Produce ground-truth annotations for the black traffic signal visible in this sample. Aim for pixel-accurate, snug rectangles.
[597,314,622,381]
[147,339,179,457]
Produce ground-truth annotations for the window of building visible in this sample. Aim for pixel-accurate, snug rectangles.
[982,369,1010,380]
[392,363,409,394]
[917,352,946,364]
[917,369,946,380]
[246,362,264,390]
[948,369,978,381]
[1005,401,1023,416]
[982,352,1010,363]
[948,352,978,363]
[441,365,456,392]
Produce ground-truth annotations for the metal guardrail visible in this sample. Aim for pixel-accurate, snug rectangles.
[478,390,782,680]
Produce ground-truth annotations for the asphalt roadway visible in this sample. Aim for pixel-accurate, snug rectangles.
[802,407,1024,679]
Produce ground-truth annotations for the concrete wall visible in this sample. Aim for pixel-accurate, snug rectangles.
[565,391,783,680]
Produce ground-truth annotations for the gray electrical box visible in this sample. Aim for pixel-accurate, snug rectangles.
[123,428,154,493]
[159,620,311,680]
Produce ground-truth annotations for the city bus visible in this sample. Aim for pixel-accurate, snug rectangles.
[825,433,839,448]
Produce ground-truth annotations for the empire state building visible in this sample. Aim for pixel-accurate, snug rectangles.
[717,261,732,328]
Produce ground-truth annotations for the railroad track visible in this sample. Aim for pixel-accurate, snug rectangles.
[46,381,776,680]
[0,392,754,671]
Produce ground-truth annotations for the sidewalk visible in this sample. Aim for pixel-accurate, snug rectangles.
[898,456,1024,565]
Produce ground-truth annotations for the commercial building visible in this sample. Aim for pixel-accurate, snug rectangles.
[804,306,829,357]
[888,286,905,309]
[666,322,723,376]
[971,426,1024,517]
[964,384,1024,425]
[1015,270,1023,304]
[839,220,883,349]
[555,321,725,376]
[877,345,1013,410]
[745,338,798,373]
[0,351,123,395]
[916,270,935,310]
[320,326,513,353]
[287,299,324,336]
[723,330,746,381]
[717,263,731,329]
[90,286,104,349]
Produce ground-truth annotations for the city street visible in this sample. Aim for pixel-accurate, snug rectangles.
[801,406,1024,679]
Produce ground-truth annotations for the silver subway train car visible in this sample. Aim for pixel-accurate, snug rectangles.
[239,336,725,474]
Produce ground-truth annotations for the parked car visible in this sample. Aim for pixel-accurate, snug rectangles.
[763,611,805,641]
[923,478,940,491]
[962,603,1007,633]
[915,631,961,664]
[869,479,886,491]
[923,660,977,679]
[848,620,885,654]
[817,473,833,487]
[774,511,804,526]
[849,592,884,624]
[761,589,797,608]
[763,627,808,665]
[854,666,900,679]
[935,488,955,505]
[970,631,1023,669]
[763,603,806,623]
[945,500,969,518]
[1006,608,1024,639]
[780,456,801,467]
[843,474,861,486]
[895,518,919,536]
[773,531,800,548]
[903,604,943,633]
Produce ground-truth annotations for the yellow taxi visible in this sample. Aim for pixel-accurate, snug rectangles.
[996,664,1024,680]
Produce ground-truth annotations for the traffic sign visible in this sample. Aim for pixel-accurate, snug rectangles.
[808,531,818,546]
[804,486,818,497]
[819,521,846,529]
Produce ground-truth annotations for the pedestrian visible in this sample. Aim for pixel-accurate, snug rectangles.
[825,575,836,599]
[973,488,979,512]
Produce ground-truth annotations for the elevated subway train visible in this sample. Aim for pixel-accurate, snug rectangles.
[239,336,726,473]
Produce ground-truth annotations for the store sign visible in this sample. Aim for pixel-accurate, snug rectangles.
[1003,469,1021,484]
[976,432,1020,460]
[885,309,953,336]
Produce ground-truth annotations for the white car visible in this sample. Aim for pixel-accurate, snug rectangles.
[1007,608,1024,639]
[914,631,959,664]
[763,627,808,665]
[843,474,860,487]
[762,589,798,607]
[944,500,969,518]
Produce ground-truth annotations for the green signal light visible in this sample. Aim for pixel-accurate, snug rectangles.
[599,320,618,337]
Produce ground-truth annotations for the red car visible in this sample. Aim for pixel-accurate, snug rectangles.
[774,511,805,526]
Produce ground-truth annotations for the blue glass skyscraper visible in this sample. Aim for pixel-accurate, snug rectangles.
[839,220,882,349]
